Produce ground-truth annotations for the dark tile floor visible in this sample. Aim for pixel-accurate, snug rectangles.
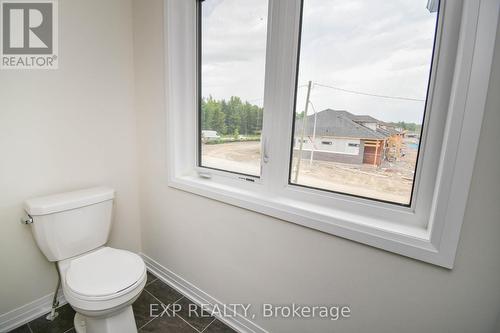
[9,271,237,333]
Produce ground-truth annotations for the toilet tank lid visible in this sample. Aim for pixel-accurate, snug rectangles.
[24,187,115,216]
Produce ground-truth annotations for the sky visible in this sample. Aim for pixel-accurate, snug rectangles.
[201,0,439,124]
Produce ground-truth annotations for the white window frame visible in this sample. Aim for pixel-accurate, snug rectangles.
[164,0,499,268]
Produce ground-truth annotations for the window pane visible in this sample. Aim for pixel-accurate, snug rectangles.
[199,0,268,177]
[290,0,439,205]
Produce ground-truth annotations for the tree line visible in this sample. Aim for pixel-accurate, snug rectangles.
[201,96,420,136]
[390,121,422,132]
[201,96,263,137]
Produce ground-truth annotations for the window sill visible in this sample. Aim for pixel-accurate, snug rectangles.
[168,174,441,265]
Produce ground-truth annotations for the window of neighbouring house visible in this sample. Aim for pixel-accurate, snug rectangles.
[199,0,269,177]
[289,0,439,206]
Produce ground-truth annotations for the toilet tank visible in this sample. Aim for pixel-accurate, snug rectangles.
[24,187,115,262]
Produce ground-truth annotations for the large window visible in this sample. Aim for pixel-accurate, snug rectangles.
[290,0,439,205]
[166,0,498,268]
[199,0,268,176]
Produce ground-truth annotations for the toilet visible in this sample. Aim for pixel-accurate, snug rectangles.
[23,187,146,333]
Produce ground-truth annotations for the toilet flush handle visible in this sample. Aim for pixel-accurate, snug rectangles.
[20,214,33,225]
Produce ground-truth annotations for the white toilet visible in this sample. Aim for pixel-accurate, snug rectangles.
[23,187,146,333]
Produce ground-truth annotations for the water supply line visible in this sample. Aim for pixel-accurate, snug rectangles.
[46,263,61,321]
[19,214,60,321]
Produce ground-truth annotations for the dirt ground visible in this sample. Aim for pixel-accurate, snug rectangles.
[202,141,417,204]
[202,141,262,175]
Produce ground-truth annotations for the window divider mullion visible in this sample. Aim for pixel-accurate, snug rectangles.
[261,0,303,194]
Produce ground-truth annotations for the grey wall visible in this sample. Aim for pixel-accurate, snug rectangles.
[134,1,500,332]
[0,0,141,315]
[294,146,364,164]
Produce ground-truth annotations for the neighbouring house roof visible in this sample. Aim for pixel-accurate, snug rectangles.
[349,114,379,124]
[377,126,401,136]
[378,121,402,135]
[295,109,387,140]
[349,115,402,137]
[377,127,401,137]
[385,127,401,136]
[378,121,393,128]
[376,127,392,137]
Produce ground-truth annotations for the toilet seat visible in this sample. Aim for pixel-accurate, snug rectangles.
[66,247,145,301]
[59,247,147,314]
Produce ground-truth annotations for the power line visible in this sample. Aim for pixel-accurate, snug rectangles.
[313,82,426,102]
[237,82,425,104]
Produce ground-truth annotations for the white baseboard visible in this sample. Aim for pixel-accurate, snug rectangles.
[1,255,268,333]
[0,291,66,333]
[141,253,269,333]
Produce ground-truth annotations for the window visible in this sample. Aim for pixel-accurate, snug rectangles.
[198,0,269,177]
[165,0,498,268]
[290,0,439,206]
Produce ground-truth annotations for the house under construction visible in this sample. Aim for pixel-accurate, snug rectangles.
[294,109,405,166]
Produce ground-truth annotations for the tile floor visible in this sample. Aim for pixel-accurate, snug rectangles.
[9,271,236,333]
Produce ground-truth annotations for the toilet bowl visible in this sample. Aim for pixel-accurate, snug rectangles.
[59,247,147,333]
[24,187,145,333]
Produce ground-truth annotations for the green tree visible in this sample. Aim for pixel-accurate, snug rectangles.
[225,96,242,135]
[202,96,226,134]
[201,96,263,137]
[391,121,422,132]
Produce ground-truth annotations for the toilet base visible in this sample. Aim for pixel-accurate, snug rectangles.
[74,312,86,333]
[73,305,138,333]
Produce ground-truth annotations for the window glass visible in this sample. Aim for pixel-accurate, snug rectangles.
[290,0,439,205]
[199,0,269,177]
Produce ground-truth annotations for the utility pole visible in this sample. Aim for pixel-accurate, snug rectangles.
[309,102,318,165]
[294,80,312,183]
